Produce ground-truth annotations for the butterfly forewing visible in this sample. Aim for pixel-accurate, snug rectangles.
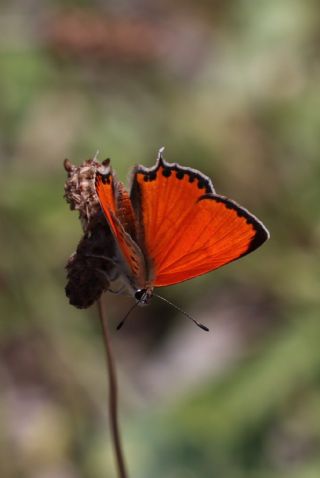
[96,169,147,289]
[130,155,269,287]
[130,156,215,278]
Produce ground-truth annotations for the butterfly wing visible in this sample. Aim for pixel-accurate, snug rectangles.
[96,164,147,289]
[130,154,269,287]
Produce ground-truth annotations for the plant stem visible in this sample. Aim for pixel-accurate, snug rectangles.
[97,296,128,478]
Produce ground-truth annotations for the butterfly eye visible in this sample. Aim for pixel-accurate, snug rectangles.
[135,288,153,305]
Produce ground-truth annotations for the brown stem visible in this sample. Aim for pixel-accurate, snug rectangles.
[97,296,128,478]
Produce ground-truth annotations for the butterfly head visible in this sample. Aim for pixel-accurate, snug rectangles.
[135,288,153,306]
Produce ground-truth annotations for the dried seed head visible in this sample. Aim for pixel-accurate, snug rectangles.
[63,157,117,308]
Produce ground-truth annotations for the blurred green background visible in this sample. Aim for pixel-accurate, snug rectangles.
[1,1,320,477]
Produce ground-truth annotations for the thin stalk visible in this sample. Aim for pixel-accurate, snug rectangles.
[97,297,128,478]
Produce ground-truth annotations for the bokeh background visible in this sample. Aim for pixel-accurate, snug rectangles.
[1,1,320,477]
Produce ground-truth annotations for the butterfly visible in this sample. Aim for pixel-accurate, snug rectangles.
[95,149,269,314]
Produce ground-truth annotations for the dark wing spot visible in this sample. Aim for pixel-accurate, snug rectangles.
[197,178,205,189]
[176,170,185,179]
[101,174,111,185]
[162,167,172,177]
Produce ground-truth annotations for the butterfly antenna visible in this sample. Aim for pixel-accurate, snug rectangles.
[116,302,139,330]
[153,293,209,332]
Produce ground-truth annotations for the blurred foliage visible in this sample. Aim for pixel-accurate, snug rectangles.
[0,0,320,477]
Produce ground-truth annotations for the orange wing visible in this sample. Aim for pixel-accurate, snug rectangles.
[130,154,269,287]
[96,164,146,289]
[95,164,117,235]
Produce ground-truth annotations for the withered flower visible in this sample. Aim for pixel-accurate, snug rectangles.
[63,158,118,308]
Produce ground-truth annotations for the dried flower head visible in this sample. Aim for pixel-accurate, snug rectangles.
[64,157,117,308]
[64,157,111,231]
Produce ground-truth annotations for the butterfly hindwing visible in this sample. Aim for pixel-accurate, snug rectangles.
[152,193,269,286]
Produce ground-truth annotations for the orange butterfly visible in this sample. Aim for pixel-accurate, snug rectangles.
[95,149,269,310]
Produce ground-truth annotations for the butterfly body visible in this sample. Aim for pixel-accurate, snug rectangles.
[95,150,269,302]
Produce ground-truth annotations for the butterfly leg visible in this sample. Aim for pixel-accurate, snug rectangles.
[108,284,128,295]
[93,268,131,295]
[94,267,119,283]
